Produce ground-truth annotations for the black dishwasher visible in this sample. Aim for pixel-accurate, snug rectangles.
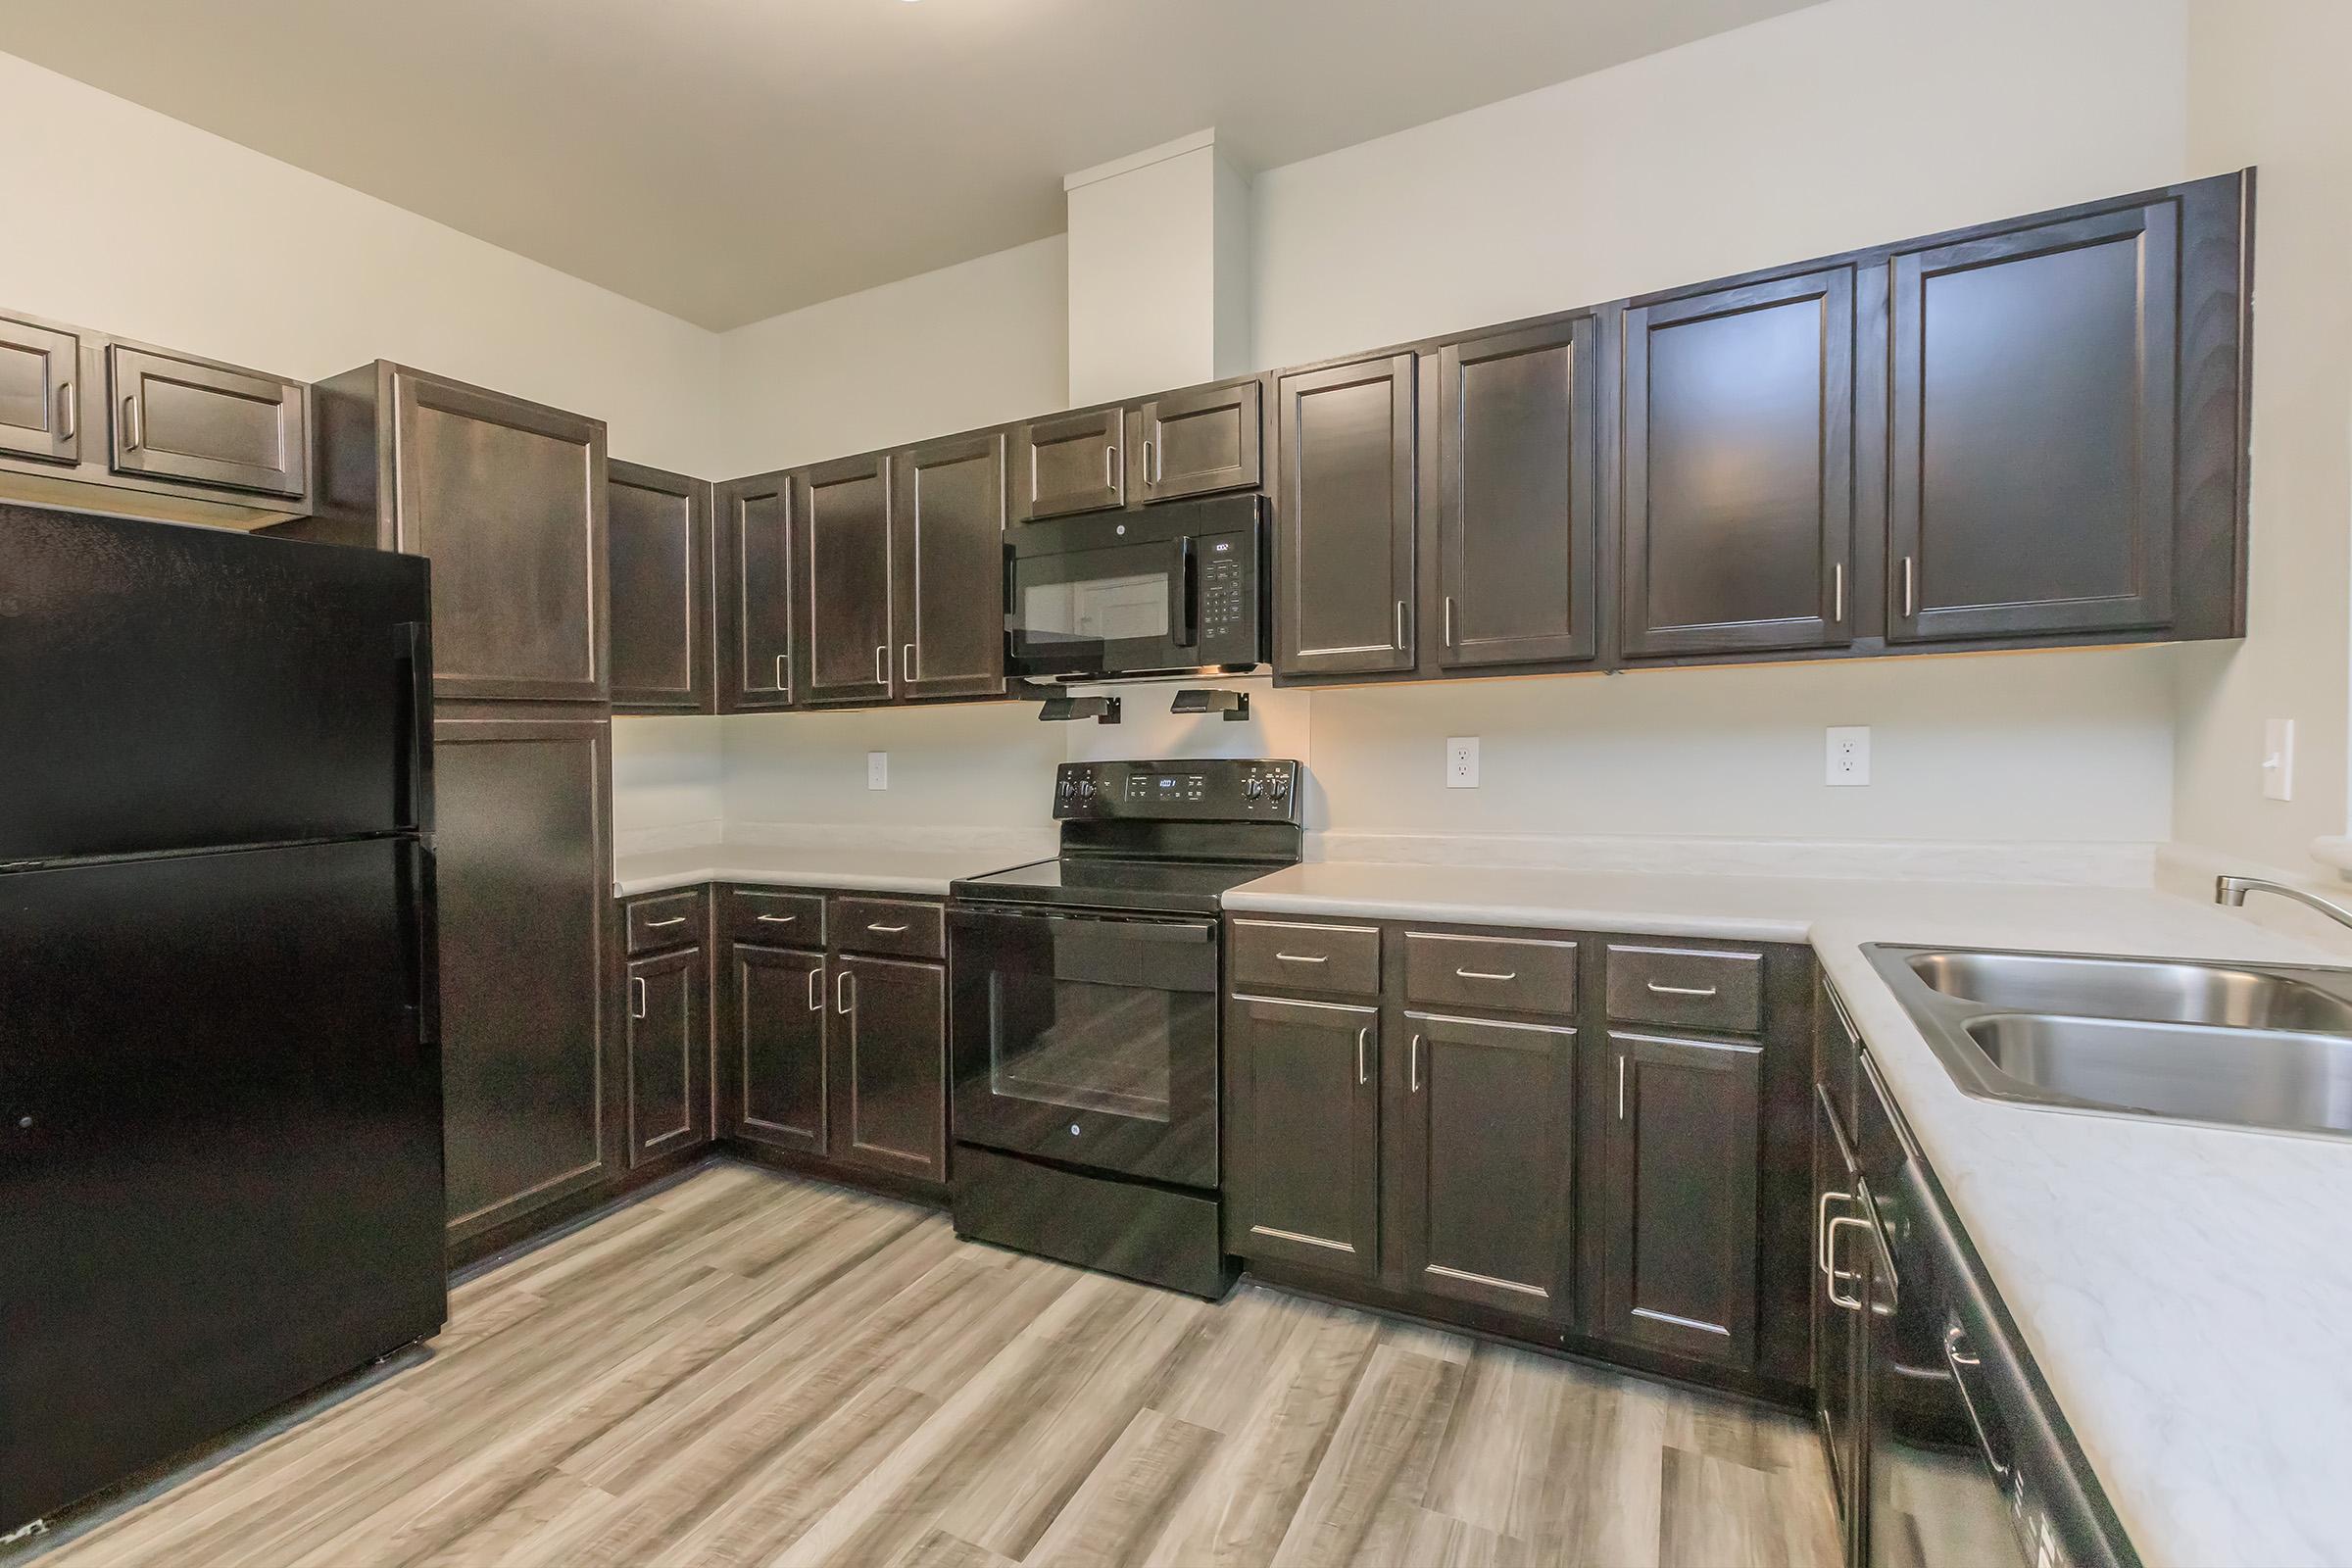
[1848,1054,2138,1568]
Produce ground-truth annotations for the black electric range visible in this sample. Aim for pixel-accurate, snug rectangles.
[946,759,1302,1298]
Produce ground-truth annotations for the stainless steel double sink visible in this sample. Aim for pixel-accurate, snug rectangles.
[1863,945,2352,1139]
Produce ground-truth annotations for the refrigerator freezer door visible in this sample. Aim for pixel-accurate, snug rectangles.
[0,506,431,861]
[0,838,445,1530]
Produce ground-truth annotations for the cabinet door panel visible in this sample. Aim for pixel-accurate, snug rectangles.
[434,717,611,1242]
[1226,995,1380,1275]
[1396,1012,1576,1321]
[716,472,795,710]
[1598,1030,1762,1367]
[830,956,947,1183]
[1275,355,1416,676]
[799,455,894,705]
[392,369,607,703]
[1013,407,1124,520]
[1141,380,1262,502]
[892,433,1006,700]
[1813,1083,1863,1523]
[0,314,80,464]
[727,943,827,1156]
[110,345,308,499]
[626,946,708,1166]
[610,462,712,711]
[1437,318,1599,668]
[1623,271,1854,657]
[1889,203,2178,641]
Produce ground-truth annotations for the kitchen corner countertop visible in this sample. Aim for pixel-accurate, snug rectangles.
[1227,861,2352,1568]
[612,841,1052,899]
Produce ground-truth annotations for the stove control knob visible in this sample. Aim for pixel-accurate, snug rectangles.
[1075,776,1096,802]
[1244,776,1263,799]
[1057,776,1076,803]
[1268,773,1291,800]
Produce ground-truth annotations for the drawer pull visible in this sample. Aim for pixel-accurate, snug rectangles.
[1455,967,1517,982]
[1646,980,1719,999]
[866,921,910,934]
[645,915,688,929]
[1276,952,1329,964]
[756,913,799,924]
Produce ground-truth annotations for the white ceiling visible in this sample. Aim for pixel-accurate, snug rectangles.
[0,0,1820,329]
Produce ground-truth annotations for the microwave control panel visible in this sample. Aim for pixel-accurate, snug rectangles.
[1054,759,1299,823]
[1195,530,1261,664]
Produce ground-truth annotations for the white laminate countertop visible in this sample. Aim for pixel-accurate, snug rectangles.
[612,841,1053,899]
[1226,861,2352,1568]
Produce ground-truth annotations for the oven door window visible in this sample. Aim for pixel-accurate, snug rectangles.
[1007,540,1188,676]
[951,909,1219,1188]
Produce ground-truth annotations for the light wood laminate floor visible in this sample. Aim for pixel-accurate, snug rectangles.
[31,1163,1838,1568]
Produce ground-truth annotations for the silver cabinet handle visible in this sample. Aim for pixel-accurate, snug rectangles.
[757,913,798,924]
[1825,1215,1868,1311]
[1103,445,1114,490]
[836,970,855,1014]
[1394,599,1408,652]
[903,642,917,683]
[1941,1317,2013,1479]
[645,915,688,929]
[866,921,910,934]
[874,644,889,686]
[1616,1053,1627,1118]
[1454,967,1516,982]
[1142,438,1157,486]
[1817,1188,1852,1275]
[1832,562,1845,623]
[1409,1033,1422,1094]
[1356,1026,1371,1086]
[630,975,648,1020]
[56,380,74,440]
[1110,441,1123,493]
[1647,981,1718,999]
[1443,596,1455,648]
[1276,952,1329,964]
[807,963,823,1011]
[1900,555,1917,617]
[774,652,790,698]
[121,394,141,451]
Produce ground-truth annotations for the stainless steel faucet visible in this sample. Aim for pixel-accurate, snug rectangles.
[2216,875,2352,932]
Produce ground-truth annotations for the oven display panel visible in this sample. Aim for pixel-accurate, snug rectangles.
[1125,773,1206,804]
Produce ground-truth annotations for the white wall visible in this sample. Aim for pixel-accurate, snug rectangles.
[2171,0,2352,885]
[0,51,721,477]
[611,717,725,850]
[721,707,1063,833]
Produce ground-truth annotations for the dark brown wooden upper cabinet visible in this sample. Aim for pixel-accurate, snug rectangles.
[1139,379,1262,503]
[1622,270,1856,659]
[1596,1030,1762,1369]
[109,343,308,500]
[714,471,795,711]
[1274,354,1418,678]
[608,461,712,713]
[797,453,894,706]
[0,313,81,465]
[1392,1012,1578,1323]
[1011,406,1124,521]
[891,431,1007,701]
[1886,201,2179,643]
[1436,318,1601,669]
[1225,994,1383,1278]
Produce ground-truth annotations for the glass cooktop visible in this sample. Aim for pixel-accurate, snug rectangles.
[951,856,1283,916]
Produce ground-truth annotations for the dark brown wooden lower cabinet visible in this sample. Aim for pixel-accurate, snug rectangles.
[1225,994,1382,1277]
[829,955,948,1184]
[1597,1029,1764,1367]
[723,941,828,1158]
[624,945,709,1166]
[1392,1012,1578,1321]
[433,714,613,1246]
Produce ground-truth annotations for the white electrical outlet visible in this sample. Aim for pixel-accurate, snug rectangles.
[1446,737,1480,789]
[1826,726,1871,787]
[2263,719,2295,802]
[866,751,889,791]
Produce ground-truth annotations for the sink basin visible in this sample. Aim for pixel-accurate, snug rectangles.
[1905,950,2352,1034]
[1863,944,2352,1139]
[1963,1013,2352,1137]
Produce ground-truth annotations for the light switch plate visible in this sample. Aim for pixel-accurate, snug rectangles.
[1827,726,1871,787]
[866,751,889,791]
[1446,737,1480,789]
[2263,719,2295,802]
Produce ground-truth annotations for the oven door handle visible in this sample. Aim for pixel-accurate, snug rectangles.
[956,906,1216,943]
[1169,536,1199,650]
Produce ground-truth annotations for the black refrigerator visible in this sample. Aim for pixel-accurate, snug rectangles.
[0,505,447,1534]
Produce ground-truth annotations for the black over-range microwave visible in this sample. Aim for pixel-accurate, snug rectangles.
[1004,494,1268,683]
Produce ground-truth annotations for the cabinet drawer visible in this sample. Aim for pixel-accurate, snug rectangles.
[1402,932,1579,1016]
[1606,944,1763,1034]
[726,887,826,948]
[625,888,706,955]
[1229,919,1382,998]
[833,897,943,958]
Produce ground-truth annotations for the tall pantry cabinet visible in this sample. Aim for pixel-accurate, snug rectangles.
[276,363,618,1259]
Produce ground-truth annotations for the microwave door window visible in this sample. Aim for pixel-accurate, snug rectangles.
[1021,572,1170,646]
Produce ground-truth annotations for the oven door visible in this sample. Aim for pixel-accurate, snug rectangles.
[1006,535,1196,679]
[949,905,1219,1188]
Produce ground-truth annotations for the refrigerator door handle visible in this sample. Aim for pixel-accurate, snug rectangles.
[396,622,432,833]
[402,837,439,1050]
